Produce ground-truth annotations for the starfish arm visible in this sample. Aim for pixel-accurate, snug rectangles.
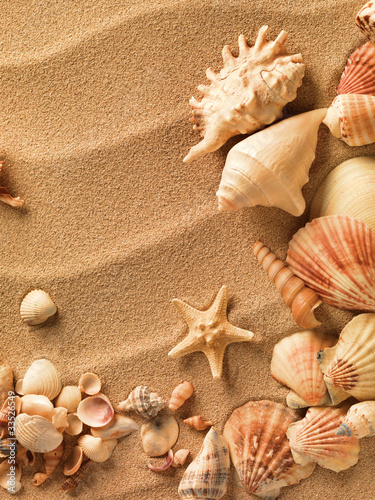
[210,285,229,321]
[172,298,202,326]
[202,343,227,379]
[225,323,254,342]
[168,334,204,359]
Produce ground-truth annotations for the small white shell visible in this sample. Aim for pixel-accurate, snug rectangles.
[91,414,139,439]
[0,460,22,494]
[55,386,82,413]
[65,413,83,436]
[15,413,63,453]
[20,395,54,419]
[77,393,114,427]
[169,381,194,411]
[77,435,114,463]
[19,359,62,401]
[78,373,101,395]
[20,290,57,325]
[172,449,189,468]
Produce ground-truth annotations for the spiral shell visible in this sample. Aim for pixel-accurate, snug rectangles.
[20,290,57,325]
[169,381,194,411]
[356,2,375,42]
[141,414,179,457]
[17,358,62,401]
[77,393,114,428]
[337,401,375,438]
[61,460,92,492]
[183,416,213,431]
[118,386,165,418]
[15,413,63,453]
[337,42,375,95]
[172,449,190,468]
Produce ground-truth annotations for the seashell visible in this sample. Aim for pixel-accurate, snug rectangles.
[20,289,57,325]
[15,413,63,453]
[287,405,360,472]
[323,93,375,146]
[287,215,375,311]
[78,435,113,462]
[51,407,68,432]
[216,108,327,215]
[148,449,174,471]
[223,400,315,499]
[172,449,190,468]
[91,414,139,439]
[65,413,83,436]
[0,459,22,494]
[61,460,92,492]
[169,381,194,411]
[0,396,21,435]
[118,386,166,418]
[317,313,375,404]
[184,26,305,162]
[310,156,375,231]
[253,241,322,329]
[55,385,81,413]
[356,2,375,42]
[77,393,114,428]
[0,438,16,458]
[0,160,24,208]
[20,394,54,419]
[183,416,213,431]
[16,443,36,466]
[32,442,65,486]
[178,428,230,499]
[337,42,375,95]
[141,414,179,457]
[271,331,337,408]
[19,358,62,401]
[64,446,83,476]
[78,373,101,395]
[0,362,14,409]
[336,401,375,438]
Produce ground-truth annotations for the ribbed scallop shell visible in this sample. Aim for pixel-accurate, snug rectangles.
[271,331,337,408]
[77,393,114,428]
[78,373,101,395]
[254,242,322,329]
[15,413,63,453]
[337,401,375,438]
[310,157,375,231]
[337,43,375,95]
[20,290,57,325]
[317,313,375,403]
[178,428,230,499]
[169,381,194,411]
[223,400,315,499]
[287,406,360,472]
[216,108,327,215]
[55,385,82,413]
[141,414,179,457]
[91,414,139,439]
[19,358,62,401]
[356,2,375,42]
[287,215,375,311]
[118,386,165,418]
[77,435,113,462]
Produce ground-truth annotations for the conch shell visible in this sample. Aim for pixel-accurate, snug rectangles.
[15,413,63,453]
[141,414,179,457]
[16,358,62,401]
[337,42,375,95]
[118,386,165,418]
[184,25,305,162]
[20,290,57,326]
[253,241,322,329]
[337,401,375,438]
[216,108,327,215]
[32,442,65,486]
[0,160,23,207]
[356,2,375,42]
[178,428,230,499]
[183,416,213,431]
[169,381,194,411]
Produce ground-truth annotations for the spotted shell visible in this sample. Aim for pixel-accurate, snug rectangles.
[356,2,375,42]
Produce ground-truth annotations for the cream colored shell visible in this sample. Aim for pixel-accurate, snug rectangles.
[169,381,194,411]
[77,393,114,428]
[55,386,82,413]
[64,446,83,476]
[141,414,179,457]
[20,394,54,419]
[15,413,63,453]
[0,460,22,493]
[78,373,101,395]
[65,413,83,436]
[337,401,375,439]
[18,359,62,401]
[77,435,115,462]
[0,361,13,409]
[20,290,57,325]
[91,414,139,439]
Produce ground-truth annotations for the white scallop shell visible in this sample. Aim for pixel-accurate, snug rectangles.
[20,290,57,325]
[15,413,63,453]
[19,359,62,401]
[55,386,82,413]
[77,435,113,463]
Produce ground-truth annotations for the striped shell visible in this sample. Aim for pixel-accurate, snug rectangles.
[337,43,375,95]
[55,385,82,413]
[20,290,57,325]
[337,401,375,438]
[286,215,375,311]
[15,413,63,453]
[118,386,165,418]
[356,2,375,42]
[169,381,194,411]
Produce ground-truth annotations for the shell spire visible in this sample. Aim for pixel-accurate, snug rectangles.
[118,386,165,418]
[184,26,305,162]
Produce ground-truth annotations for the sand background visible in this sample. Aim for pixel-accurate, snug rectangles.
[0,0,374,498]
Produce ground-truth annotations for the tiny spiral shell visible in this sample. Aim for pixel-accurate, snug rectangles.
[253,241,322,329]
[183,416,213,431]
[118,386,165,418]
[169,381,194,411]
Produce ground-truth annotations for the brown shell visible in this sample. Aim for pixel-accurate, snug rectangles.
[337,43,375,95]
[183,416,213,431]
[356,2,375,42]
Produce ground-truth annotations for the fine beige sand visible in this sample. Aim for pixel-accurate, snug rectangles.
[1,0,374,498]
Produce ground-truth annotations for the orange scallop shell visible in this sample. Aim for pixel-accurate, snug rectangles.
[356,2,375,42]
[337,43,375,95]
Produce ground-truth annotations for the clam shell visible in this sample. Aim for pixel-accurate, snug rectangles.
[78,435,112,462]
[20,394,54,419]
[169,381,194,411]
[271,331,337,408]
[78,373,101,395]
[64,446,83,476]
[65,413,83,436]
[184,26,305,162]
[118,385,165,418]
[356,2,375,42]
[183,416,213,431]
[0,460,22,494]
[287,405,360,472]
[91,414,139,439]
[178,428,230,499]
[337,401,375,438]
[216,108,327,216]
[287,215,375,311]
[15,413,63,453]
[0,362,13,409]
[223,400,315,499]
[55,385,81,413]
[337,42,375,95]
[141,414,179,457]
[172,449,189,468]
[20,358,62,401]
[310,156,375,231]
[20,289,57,325]
[317,313,375,403]
[77,393,114,428]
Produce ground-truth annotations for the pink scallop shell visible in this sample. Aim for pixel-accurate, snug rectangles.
[337,43,375,95]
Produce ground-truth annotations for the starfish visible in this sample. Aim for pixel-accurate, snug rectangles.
[168,285,255,379]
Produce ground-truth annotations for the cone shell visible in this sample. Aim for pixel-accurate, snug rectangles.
[287,215,375,311]
[223,400,315,498]
[216,108,327,216]
[15,413,63,453]
[356,2,375,42]
[169,381,194,411]
[254,241,322,329]
[55,385,81,413]
[78,435,113,462]
[65,413,83,436]
[337,401,375,438]
[337,43,375,95]
[20,394,54,419]
[91,414,139,439]
[172,449,190,468]
[141,414,179,457]
[64,446,83,476]
[20,289,57,325]
[118,386,165,418]
[78,373,101,395]
[178,428,230,499]
[0,460,22,494]
[271,331,337,408]
[183,416,213,431]
[0,362,13,409]
[19,358,62,401]
[318,314,375,403]
[287,405,360,472]
[184,26,305,162]
[77,393,114,428]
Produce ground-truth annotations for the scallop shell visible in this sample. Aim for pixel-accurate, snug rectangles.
[310,156,375,231]
[141,414,179,457]
[0,160,24,208]
[287,405,360,472]
[78,373,101,395]
[65,413,83,436]
[15,413,63,453]
[323,93,375,146]
[317,313,375,403]
[32,442,65,486]
[286,215,375,311]
[337,401,375,438]
[223,400,315,499]
[91,414,139,439]
[184,26,305,162]
[254,241,322,329]
[216,108,327,215]
[77,393,114,428]
[0,362,13,409]
[0,459,22,494]
[118,386,165,418]
[178,428,230,499]
[78,435,113,463]
[55,385,82,413]
[337,42,375,95]
[64,446,83,476]
[169,381,194,411]
[356,2,375,42]
[20,394,54,419]
[183,416,213,431]
[18,358,62,401]
[271,331,337,408]
[20,290,57,325]
[172,449,190,468]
